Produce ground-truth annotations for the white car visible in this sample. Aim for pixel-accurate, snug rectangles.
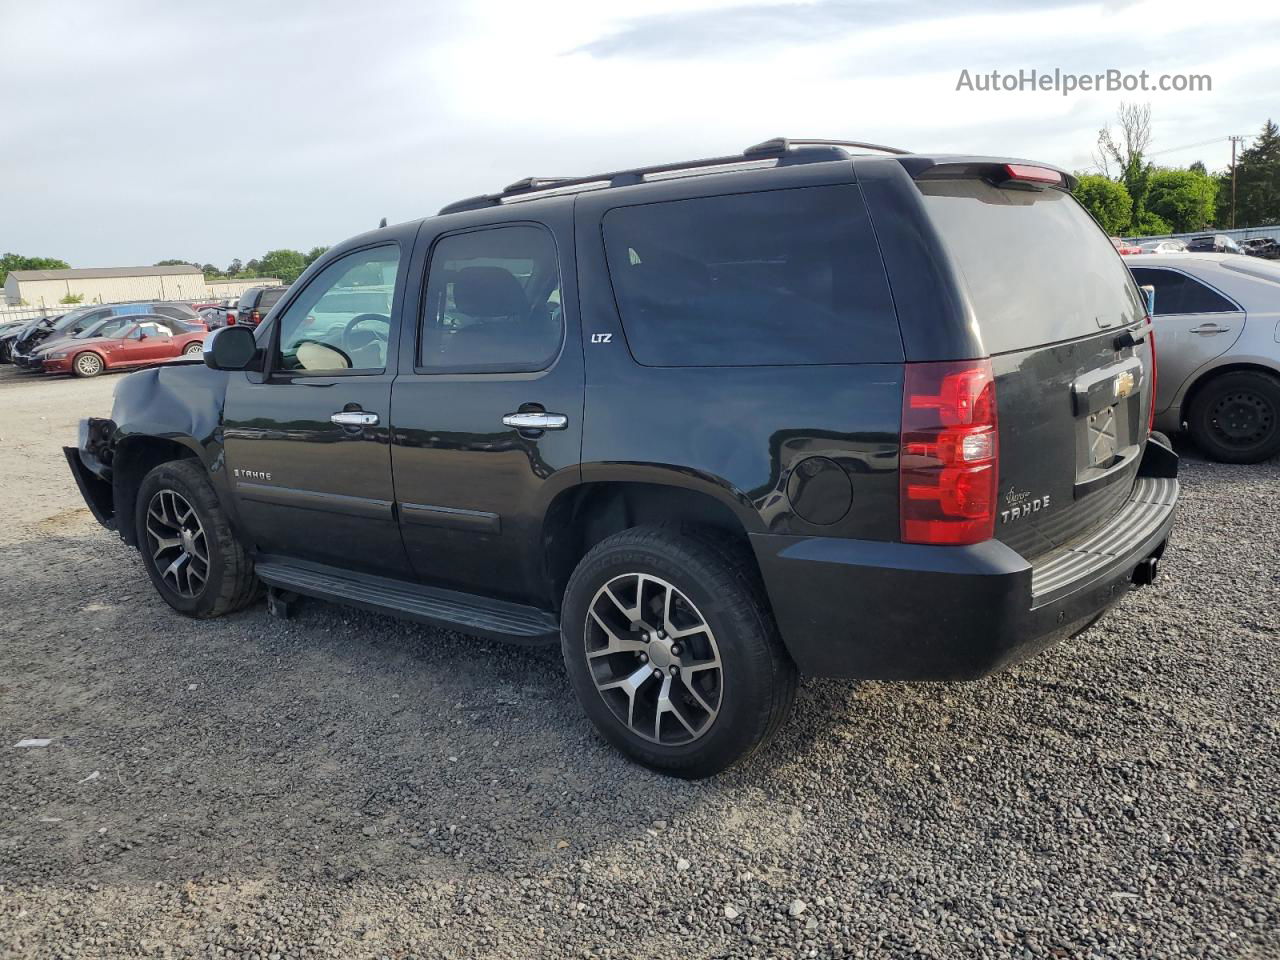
[1138,239,1188,255]
[1129,253,1280,462]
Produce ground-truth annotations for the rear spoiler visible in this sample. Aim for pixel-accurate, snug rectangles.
[896,156,1077,191]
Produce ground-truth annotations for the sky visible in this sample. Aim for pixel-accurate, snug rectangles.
[2,0,1278,268]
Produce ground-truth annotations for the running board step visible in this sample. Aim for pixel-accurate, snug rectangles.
[254,557,560,644]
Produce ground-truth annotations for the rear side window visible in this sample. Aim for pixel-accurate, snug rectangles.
[919,180,1144,353]
[1129,267,1238,314]
[602,185,901,366]
[260,288,286,311]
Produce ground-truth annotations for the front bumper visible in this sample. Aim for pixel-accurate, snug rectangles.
[752,439,1179,681]
[64,418,118,529]
[40,356,70,374]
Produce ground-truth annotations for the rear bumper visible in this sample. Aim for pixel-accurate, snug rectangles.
[753,440,1179,681]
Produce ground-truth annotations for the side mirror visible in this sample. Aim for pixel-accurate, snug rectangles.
[204,325,259,371]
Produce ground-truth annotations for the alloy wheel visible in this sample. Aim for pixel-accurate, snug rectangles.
[145,489,210,598]
[584,573,723,746]
[75,353,102,376]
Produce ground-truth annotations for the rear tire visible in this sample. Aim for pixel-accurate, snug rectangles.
[135,459,259,618]
[72,352,103,378]
[1187,370,1280,463]
[183,342,203,356]
[561,526,798,778]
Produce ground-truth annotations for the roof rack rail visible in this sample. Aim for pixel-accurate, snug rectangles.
[743,137,911,158]
[438,136,913,215]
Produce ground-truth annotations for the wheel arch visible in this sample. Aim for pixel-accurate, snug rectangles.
[1179,359,1280,425]
[71,347,108,370]
[541,474,763,611]
[112,435,203,546]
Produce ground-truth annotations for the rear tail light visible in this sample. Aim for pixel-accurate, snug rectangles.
[1146,317,1157,436]
[227,313,236,325]
[251,310,261,324]
[900,359,998,545]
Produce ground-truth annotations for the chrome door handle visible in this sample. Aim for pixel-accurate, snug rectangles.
[330,411,379,426]
[1189,323,1230,335]
[502,412,568,430]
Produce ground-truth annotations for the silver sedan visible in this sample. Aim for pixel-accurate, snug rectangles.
[1129,253,1280,462]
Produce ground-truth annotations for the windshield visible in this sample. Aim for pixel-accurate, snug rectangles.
[74,316,134,339]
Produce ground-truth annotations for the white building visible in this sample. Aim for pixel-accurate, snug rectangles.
[4,266,281,307]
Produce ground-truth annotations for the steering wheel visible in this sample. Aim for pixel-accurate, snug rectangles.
[342,313,391,353]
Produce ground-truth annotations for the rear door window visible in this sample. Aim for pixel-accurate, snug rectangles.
[418,225,563,373]
[601,185,901,366]
[1129,267,1238,314]
[918,180,1144,353]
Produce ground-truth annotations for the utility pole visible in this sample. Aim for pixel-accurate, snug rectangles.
[1229,135,1245,228]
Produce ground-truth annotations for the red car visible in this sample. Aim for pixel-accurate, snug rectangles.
[35,315,206,377]
[1110,236,1143,256]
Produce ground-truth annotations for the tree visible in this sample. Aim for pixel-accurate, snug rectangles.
[1132,210,1172,235]
[154,259,197,267]
[0,253,70,287]
[255,249,307,283]
[226,258,244,276]
[1233,119,1280,227]
[1095,102,1155,231]
[1146,168,1217,233]
[304,246,329,267]
[1073,174,1133,234]
[1189,160,1207,175]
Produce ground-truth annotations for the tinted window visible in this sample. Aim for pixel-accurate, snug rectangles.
[274,246,399,373]
[419,225,563,373]
[260,288,286,311]
[1129,267,1237,314]
[602,185,899,367]
[919,180,1145,352]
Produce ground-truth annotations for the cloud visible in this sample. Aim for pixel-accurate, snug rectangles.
[572,0,1082,59]
[0,0,1275,267]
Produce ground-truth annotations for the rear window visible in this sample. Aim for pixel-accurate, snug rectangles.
[602,184,902,366]
[260,288,286,310]
[918,180,1144,354]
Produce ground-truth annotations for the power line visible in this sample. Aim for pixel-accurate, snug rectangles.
[1145,135,1234,158]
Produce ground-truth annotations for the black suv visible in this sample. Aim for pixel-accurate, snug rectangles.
[229,285,287,326]
[65,138,1179,777]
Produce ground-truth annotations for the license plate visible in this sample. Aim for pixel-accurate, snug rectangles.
[1088,404,1118,465]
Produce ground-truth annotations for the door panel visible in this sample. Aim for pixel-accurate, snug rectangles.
[1129,266,1246,412]
[391,203,583,604]
[223,373,406,575]
[222,240,412,578]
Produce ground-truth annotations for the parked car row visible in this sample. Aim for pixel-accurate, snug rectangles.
[1,301,208,377]
[1117,234,1280,259]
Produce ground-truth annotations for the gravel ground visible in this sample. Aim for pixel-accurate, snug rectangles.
[0,365,1277,960]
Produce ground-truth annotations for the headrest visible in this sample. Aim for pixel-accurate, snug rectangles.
[453,266,527,318]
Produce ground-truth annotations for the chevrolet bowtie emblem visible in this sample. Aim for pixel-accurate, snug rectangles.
[1114,370,1137,399]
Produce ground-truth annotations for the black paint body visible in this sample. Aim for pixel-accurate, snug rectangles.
[66,151,1178,680]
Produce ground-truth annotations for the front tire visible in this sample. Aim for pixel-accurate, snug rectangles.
[561,527,797,778]
[1187,370,1280,463]
[72,352,104,378]
[135,460,259,618]
[183,342,203,356]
